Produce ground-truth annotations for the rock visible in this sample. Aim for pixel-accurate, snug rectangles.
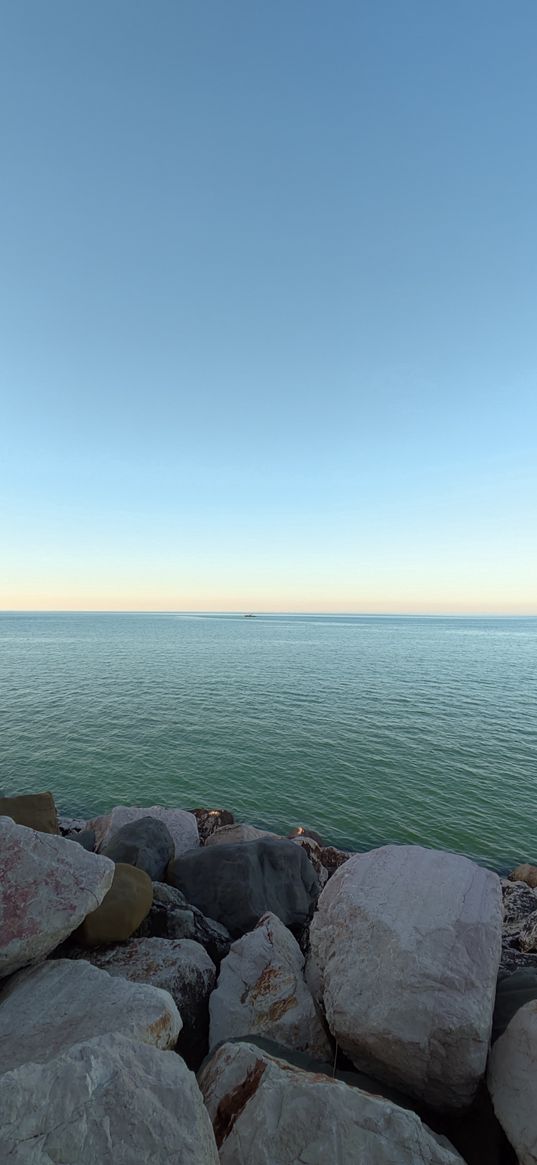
[288,826,325,845]
[0,817,114,978]
[519,912,537,952]
[58,818,96,850]
[309,844,502,1109]
[0,791,58,833]
[192,807,235,842]
[492,968,537,1042]
[488,999,537,1163]
[69,937,216,1069]
[209,912,331,1060]
[318,843,350,877]
[65,827,96,851]
[291,835,329,887]
[501,878,537,940]
[91,804,199,857]
[500,943,537,975]
[0,958,181,1074]
[509,863,537,888]
[205,823,281,847]
[74,862,153,946]
[0,1032,219,1164]
[134,881,231,962]
[167,838,320,938]
[100,815,174,880]
[500,880,537,973]
[59,816,90,834]
[198,1040,465,1164]
[212,1033,413,1105]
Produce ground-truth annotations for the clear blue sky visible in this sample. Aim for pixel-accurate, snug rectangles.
[1,1,536,612]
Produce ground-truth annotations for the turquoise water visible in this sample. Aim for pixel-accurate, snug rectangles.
[0,613,535,869]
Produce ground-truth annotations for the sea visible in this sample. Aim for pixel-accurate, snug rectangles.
[0,612,535,871]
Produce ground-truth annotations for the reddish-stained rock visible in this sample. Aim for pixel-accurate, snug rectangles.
[0,816,114,978]
[209,912,331,1060]
[199,1040,466,1164]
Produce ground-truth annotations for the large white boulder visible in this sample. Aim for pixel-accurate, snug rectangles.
[198,1040,465,1164]
[309,844,502,1108]
[210,912,331,1060]
[488,999,537,1163]
[0,816,114,978]
[91,804,199,857]
[0,958,181,1074]
[0,1032,219,1164]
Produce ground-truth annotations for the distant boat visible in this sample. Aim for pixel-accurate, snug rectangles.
[244,613,256,618]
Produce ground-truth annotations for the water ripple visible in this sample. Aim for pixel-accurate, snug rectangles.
[0,613,536,870]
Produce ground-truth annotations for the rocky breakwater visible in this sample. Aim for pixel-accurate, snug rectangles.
[0,790,535,1163]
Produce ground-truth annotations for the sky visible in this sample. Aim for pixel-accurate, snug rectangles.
[1,1,536,614]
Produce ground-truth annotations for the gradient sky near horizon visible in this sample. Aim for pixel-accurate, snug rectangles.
[1,1,536,613]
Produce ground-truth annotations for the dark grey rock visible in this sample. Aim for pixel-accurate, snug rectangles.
[134,882,231,963]
[101,816,174,881]
[65,828,96,852]
[166,838,320,938]
[493,968,537,1043]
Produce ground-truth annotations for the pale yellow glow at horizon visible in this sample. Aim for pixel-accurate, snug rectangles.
[2,546,536,616]
[1,587,535,616]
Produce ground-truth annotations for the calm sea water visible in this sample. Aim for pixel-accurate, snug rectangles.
[0,613,535,870]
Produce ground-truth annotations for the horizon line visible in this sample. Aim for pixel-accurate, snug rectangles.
[1,609,536,619]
